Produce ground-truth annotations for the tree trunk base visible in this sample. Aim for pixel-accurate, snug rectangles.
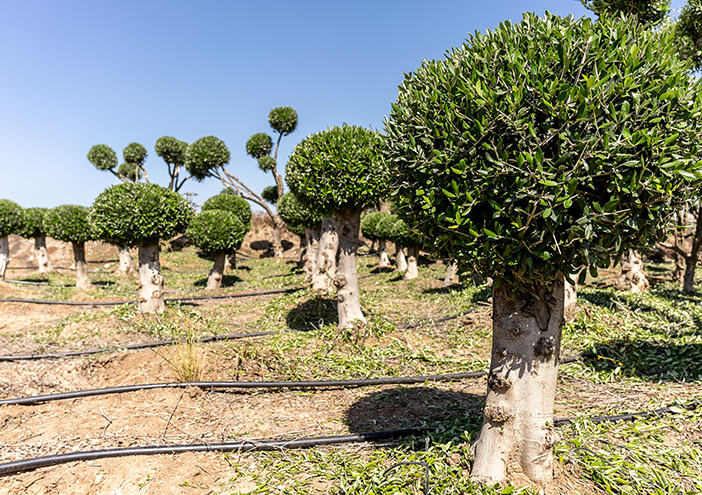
[35,235,53,273]
[0,236,9,279]
[72,241,92,290]
[404,246,419,280]
[614,250,649,293]
[117,245,133,276]
[395,244,407,273]
[335,210,366,329]
[138,244,165,313]
[313,217,339,293]
[207,253,226,290]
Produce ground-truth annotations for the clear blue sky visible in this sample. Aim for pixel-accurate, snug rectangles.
[0,0,686,211]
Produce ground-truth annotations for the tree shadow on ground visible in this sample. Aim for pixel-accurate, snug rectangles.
[582,340,702,382]
[344,387,484,444]
[370,266,395,275]
[92,280,116,288]
[193,274,242,288]
[286,296,338,330]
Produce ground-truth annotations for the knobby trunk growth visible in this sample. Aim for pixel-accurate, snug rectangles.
[384,13,702,488]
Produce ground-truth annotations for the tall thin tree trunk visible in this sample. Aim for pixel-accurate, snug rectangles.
[614,250,649,293]
[335,210,366,329]
[304,225,321,283]
[378,240,390,268]
[206,252,227,290]
[443,260,459,287]
[404,245,419,280]
[395,244,407,273]
[313,217,339,292]
[72,241,92,290]
[35,235,52,273]
[138,244,165,313]
[117,245,133,276]
[0,236,9,279]
[470,275,565,489]
[272,215,285,259]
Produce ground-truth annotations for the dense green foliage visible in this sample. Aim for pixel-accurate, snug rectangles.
[277,192,322,233]
[246,133,273,159]
[44,205,95,243]
[375,213,400,242]
[155,136,188,166]
[676,0,702,72]
[18,207,48,239]
[186,209,248,254]
[388,217,422,247]
[258,156,276,172]
[117,161,142,181]
[87,144,118,171]
[360,211,390,242]
[286,125,389,215]
[261,186,279,204]
[384,13,702,289]
[91,183,192,247]
[268,106,298,136]
[0,199,24,237]
[186,136,230,181]
[581,0,669,26]
[122,142,147,166]
[201,192,252,229]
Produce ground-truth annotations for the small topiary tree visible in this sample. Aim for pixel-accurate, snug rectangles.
[117,161,142,182]
[87,144,126,182]
[360,211,391,268]
[123,142,149,183]
[44,205,96,289]
[384,13,702,488]
[375,213,406,272]
[18,207,52,273]
[261,186,279,205]
[387,217,423,280]
[155,136,191,192]
[92,183,192,312]
[0,199,23,279]
[187,210,249,290]
[287,125,389,328]
[277,192,323,280]
[201,190,252,269]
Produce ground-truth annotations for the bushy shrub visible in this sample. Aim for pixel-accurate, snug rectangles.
[268,106,298,136]
[44,205,95,243]
[87,144,118,171]
[245,132,273,159]
[261,186,279,204]
[360,211,389,242]
[18,207,48,239]
[186,136,230,181]
[0,200,24,237]
[187,210,248,254]
[155,136,188,165]
[123,142,147,165]
[201,192,252,229]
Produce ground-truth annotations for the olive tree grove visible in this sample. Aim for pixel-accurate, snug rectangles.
[384,13,702,489]
[287,125,388,329]
[44,205,96,290]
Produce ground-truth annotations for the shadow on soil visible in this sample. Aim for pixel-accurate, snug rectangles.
[193,274,243,288]
[344,387,484,444]
[286,296,338,330]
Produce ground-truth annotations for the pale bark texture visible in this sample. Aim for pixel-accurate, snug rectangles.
[404,245,419,280]
[378,240,390,268]
[206,252,227,290]
[304,225,321,283]
[138,244,165,313]
[564,276,577,322]
[35,235,52,273]
[0,236,9,279]
[272,215,285,259]
[443,260,459,287]
[614,250,649,293]
[334,210,366,329]
[668,207,702,293]
[117,245,133,276]
[312,217,339,292]
[395,244,408,273]
[471,276,565,489]
[71,241,92,290]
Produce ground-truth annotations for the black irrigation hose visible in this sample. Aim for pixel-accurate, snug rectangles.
[399,308,478,329]
[0,371,488,406]
[554,400,702,426]
[0,428,427,476]
[0,287,303,307]
[2,280,51,286]
[0,331,281,362]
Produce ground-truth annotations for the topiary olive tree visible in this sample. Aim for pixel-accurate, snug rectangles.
[0,199,23,279]
[278,192,323,280]
[387,217,423,280]
[384,13,702,488]
[87,144,127,182]
[187,210,249,290]
[261,186,279,205]
[287,125,389,328]
[201,190,252,269]
[155,136,191,192]
[361,211,391,268]
[44,205,96,289]
[18,207,52,273]
[92,183,192,312]
[375,213,406,272]
[123,142,149,183]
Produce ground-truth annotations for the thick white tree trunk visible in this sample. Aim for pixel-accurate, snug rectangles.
[335,210,366,329]
[272,215,285,259]
[312,217,339,292]
[35,235,52,273]
[471,275,565,489]
[206,252,226,290]
[378,240,390,268]
[0,236,9,279]
[395,244,407,273]
[443,260,459,287]
[138,244,165,313]
[614,249,649,293]
[71,241,92,290]
[404,245,419,280]
[116,245,133,276]
[304,225,321,283]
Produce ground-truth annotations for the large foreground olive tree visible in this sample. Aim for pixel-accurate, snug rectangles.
[385,13,702,489]
[92,183,192,312]
[0,200,23,279]
[44,205,96,289]
[287,125,388,328]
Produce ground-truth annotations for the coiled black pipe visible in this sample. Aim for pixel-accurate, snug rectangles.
[0,428,427,476]
[0,287,302,306]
